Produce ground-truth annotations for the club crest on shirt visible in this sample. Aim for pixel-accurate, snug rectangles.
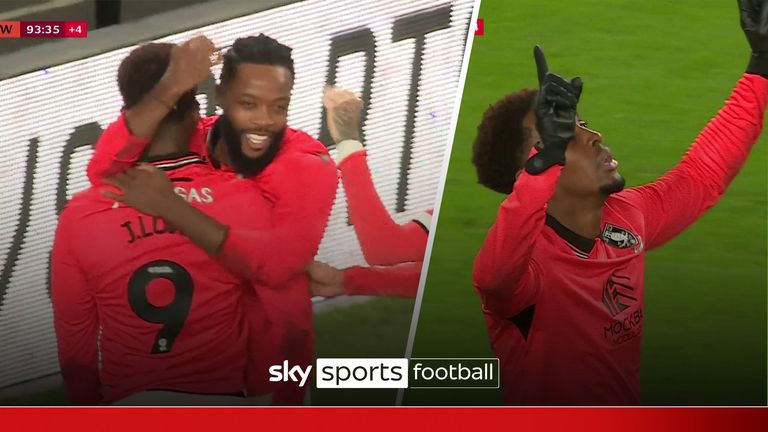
[601,224,642,252]
[602,272,636,317]
[601,271,643,345]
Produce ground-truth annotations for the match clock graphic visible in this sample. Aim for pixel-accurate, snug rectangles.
[0,21,87,38]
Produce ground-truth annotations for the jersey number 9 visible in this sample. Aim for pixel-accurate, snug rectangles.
[128,260,193,354]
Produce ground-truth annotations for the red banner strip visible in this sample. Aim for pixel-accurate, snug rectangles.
[0,407,765,432]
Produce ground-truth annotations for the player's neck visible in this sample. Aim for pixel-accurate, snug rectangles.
[546,193,605,239]
[146,123,188,158]
[213,138,233,167]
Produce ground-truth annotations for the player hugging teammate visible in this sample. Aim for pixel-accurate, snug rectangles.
[52,28,432,405]
[53,33,339,406]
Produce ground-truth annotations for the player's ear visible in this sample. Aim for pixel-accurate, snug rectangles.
[215,84,226,110]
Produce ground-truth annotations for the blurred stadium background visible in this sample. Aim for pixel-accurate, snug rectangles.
[0,0,473,405]
[407,0,767,406]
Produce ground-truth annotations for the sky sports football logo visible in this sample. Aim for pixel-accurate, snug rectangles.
[269,358,499,389]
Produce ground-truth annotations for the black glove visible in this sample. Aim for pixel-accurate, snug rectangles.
[525,45,583,175]
[740,0,768,77]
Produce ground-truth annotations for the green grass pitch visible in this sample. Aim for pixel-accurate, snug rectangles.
[406,0,767,406]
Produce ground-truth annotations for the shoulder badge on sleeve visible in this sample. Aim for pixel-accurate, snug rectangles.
[601,224,643,253]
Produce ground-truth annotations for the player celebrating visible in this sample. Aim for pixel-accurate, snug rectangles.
[471,1,768,405]
[306,87,432,299]
[51,42,274,405]
[86,34,338,405]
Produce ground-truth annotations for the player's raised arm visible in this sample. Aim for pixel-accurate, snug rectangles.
[617,1,768,250]
[474,46,582,317]
[324,86,428,265]
[50,204,102,405]
[86,37,217,184]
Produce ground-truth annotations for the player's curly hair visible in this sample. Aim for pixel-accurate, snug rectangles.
[117,42,197,121]
[220,34,295,86]
[472,89,538,194]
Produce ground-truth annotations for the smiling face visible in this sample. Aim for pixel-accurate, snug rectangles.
[216,63,293,160]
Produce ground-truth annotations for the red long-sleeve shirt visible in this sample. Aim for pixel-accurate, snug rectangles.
[85,114,338,404]
[344,262,423,298]
[52,154,273,404]
[473,74,768,405]
[337,148,432,298]
[339,150,430,265]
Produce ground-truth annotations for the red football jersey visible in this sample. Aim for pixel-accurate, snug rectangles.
[339,149,430,265]
[336,148,431,298]
[218,134,337,404]
[52,153,272,404]
[473,74,768,405]
[344,262,423,298]
[86,114,338,405]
